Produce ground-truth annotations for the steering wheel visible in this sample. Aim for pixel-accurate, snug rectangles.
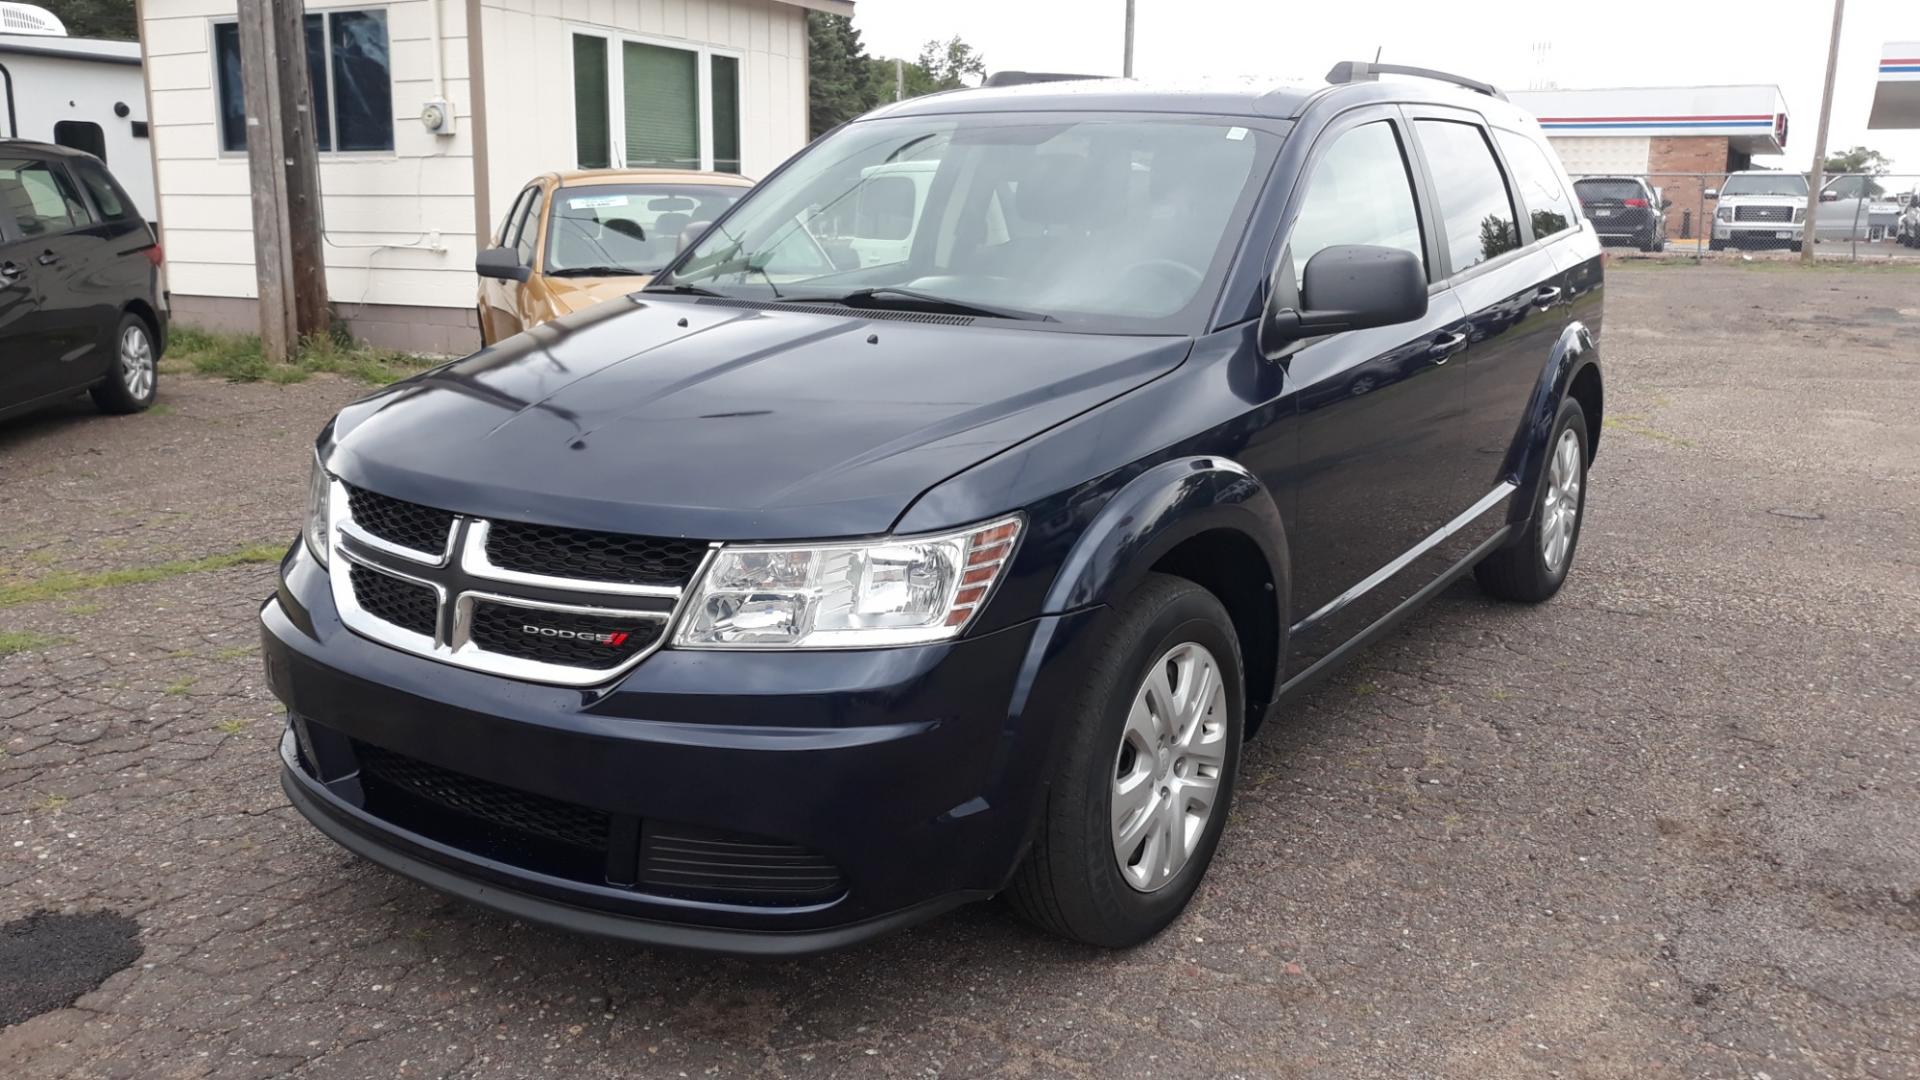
[1122,259,1203,291]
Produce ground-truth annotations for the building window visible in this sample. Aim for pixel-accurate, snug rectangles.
[571,32,742,174]
[214,10,393,155]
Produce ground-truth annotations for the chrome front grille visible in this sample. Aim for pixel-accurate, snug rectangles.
[327,481,710,686]
[1734,205,1794,223]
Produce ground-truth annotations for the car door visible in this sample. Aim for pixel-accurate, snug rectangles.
[0,153,100,403]
[1270,108,1479,669]
[46,157,131,385]
[1818,175,1871,240]
[479,184,540,344]
[0,194,41,409]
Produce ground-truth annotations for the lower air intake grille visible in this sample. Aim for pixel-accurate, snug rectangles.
[639,822,845,904]
[467,602,663,668]
[354,742,611,853]
[348,564,439,638]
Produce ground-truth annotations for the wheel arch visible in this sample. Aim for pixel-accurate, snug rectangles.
[122,299,165,357]
[1507,321,1601,526]
[1042,456,1290,729]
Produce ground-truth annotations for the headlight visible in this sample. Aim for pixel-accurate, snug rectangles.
[1793,207,1805,223]
[1715,206,1733,222]
[304,453,331,566]
[675,516,1021,649]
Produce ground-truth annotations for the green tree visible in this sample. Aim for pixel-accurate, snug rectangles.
[806,13,876,138]
[916,36,986,90]
[38,0,137,40]
[1823,146,1892,175]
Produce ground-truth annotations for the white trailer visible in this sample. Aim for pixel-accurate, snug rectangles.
[0,17,155,223]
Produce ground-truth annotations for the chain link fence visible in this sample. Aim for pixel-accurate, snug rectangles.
[1567,172,1920,262]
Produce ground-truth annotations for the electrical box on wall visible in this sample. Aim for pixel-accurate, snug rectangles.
[420,99,456,137]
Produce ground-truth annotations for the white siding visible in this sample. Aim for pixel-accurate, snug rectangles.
[477,0,808,239]
[141,0,481,308]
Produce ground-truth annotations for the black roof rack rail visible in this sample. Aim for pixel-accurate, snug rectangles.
[1325,60,1506,102]
[983,71,1109,89]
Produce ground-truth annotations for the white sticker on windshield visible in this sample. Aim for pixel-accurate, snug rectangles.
[568,194,629,209]
[1226,127,1248,141]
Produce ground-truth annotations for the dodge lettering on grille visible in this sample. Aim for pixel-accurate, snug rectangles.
[521,624,631,647]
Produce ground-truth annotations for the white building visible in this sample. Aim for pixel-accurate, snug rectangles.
[1869,42,1919,129]
[0,31,157,221]
[137,0,847,352]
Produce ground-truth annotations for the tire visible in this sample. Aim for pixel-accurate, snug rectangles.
[1474,396,1588,604]
[1006,573,1244,948]
[1790,241,1804,253]
[90,312,158,415]
[1708,239,1725,252]
[1636,230,1657,253]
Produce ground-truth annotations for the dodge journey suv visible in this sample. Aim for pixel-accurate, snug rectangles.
[264,63,1606,954]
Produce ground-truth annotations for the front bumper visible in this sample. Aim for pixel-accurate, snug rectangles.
[1714,220,1803,242]
[263,541,1100,954]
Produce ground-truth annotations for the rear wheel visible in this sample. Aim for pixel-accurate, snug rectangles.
[90,313,158,415]
[1006,573,1243,947]
[1475,396,1588,604]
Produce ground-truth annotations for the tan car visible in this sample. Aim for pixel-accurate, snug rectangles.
[475,169,753,345]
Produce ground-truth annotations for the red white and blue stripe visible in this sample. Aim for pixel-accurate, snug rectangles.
[1881,57,1920,73]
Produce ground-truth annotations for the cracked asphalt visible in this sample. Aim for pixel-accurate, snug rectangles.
[1,264,1917,1079]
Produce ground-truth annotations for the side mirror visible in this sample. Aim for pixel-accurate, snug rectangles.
[1262,245,1427,351]
[1819,189,1840,203]
[1704,188,1719,200]
[475,246,530,282]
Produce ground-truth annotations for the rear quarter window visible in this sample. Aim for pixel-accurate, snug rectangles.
[1494,129,1576,239]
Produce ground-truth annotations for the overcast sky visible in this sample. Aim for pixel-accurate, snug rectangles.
[853,0,1919,177]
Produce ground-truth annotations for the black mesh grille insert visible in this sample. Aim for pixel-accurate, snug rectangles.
[345,485,455,556]
[354,742,610,853]
[348,564,439,638]
[468,602,662,668]
[639,822,845,903]
[484,522,707,587]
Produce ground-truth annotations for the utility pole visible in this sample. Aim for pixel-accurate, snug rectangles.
[895,57,904,101]
[1802,0,1845,264]
[1123,0,1136,77]
[236,0,328,360]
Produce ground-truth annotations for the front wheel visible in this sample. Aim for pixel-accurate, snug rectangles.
[1006,573,1244,947]
[1475,396,1589,603]
[90,313,158,415]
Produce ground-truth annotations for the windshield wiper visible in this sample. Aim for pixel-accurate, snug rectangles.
[827,287,1054,322]
[642,282,726,296]
[548,266,644,278]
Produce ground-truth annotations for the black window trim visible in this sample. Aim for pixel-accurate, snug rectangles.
[1400,103,1530,287]
[497,185,536,248]
[211,6,396,158]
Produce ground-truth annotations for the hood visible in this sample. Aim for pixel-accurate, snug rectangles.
[543,274,654,316]
[326,297,1192,541]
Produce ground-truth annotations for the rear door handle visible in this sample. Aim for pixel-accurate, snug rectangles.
[35,250,58,266]
[1533,286,1563,306]
[1429,331,1467,362]
[0,261,22,286]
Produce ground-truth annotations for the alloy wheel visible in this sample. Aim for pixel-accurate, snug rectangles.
[120,325,155,400]
[1111,641,1228,893]
[1540,427,1583,572]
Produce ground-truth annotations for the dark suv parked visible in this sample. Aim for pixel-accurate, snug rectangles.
[0,141,165,422]
[264,64,1605,954]
[1572,176,1667,251]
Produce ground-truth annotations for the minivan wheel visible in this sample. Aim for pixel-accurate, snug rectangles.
[91,313,158,414]
[1474,396,1589,603]
[1006,572,1243,948]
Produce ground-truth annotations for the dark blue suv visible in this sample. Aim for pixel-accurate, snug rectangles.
[263,64,1604,954]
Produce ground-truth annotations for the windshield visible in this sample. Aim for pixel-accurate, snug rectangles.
[654,114,1276,329]
[545,184,746,276]
[1719,173,1808,198]
[1573,179,1643,201]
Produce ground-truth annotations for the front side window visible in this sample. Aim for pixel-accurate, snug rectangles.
[1415,119,1520,272]
[572,33,743,174]
[1494,129,1575,239]
[1286,120,1426,289]
[215,10,393,154]
[0,157,93,236]
[659,115,1272,331]
[546,184,745,276]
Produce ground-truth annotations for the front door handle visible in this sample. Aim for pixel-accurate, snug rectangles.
[1532,285,1563,307]
[0,260,22,282]
[1429,331,1467,363]
[35,250,58,266]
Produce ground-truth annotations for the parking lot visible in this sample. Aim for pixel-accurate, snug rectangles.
[1,264,1916,1079]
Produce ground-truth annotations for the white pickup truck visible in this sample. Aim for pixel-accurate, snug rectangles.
[1710,170,1903,251]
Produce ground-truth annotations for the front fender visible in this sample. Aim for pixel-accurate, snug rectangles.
[1507,320,1600,526]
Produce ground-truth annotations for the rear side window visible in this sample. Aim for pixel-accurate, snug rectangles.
[1414,119,1519,272]
[0,157,93,236]
[1494,129,1575,239]
[1286,120,1426,288]
[70,158,135,221]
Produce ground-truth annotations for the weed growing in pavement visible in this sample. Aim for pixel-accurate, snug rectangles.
[33,793,68,812]
[211,645,256,662]
[163,678,196,697]
[214,718,251,736]
[0,631,65,657]
[0,544,285,608]
[163,325,440,387]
